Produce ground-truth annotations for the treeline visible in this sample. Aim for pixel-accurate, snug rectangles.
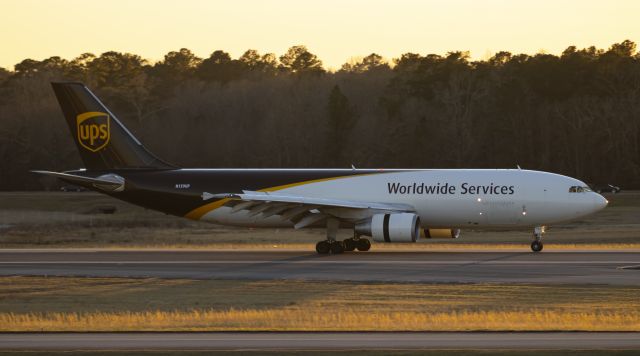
[1,42,639,190]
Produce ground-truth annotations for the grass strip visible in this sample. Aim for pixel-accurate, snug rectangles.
[2,309,640,332]
[2,277,640,332]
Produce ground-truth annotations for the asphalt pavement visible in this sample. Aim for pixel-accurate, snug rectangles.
[2,332,640,350]
[1,249,639,285]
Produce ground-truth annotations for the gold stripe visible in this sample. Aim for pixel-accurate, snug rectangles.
[184,198,231,220]
[184,173,374,220]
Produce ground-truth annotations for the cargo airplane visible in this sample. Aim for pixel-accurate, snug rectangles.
[33,82,608,254]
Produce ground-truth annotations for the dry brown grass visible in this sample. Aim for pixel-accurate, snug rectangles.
[2,309,639,332]
[2,276,640,332]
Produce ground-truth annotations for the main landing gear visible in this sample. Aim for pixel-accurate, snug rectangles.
[315,238,370,254]
[315,218,371,254]
[531,226,545,252]
[344,237,371,252]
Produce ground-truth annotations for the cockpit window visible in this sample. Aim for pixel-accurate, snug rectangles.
[569,186,592,193]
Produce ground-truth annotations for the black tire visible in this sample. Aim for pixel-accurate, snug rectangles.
[330,241,345,254]
[343,238,356,252]
[316,240,331,254]
[531,240,543,252]
[356,238,371,252]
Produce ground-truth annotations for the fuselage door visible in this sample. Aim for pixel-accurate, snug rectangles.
[484,199,518,225]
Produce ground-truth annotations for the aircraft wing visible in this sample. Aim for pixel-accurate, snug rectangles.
[208,190,415,228]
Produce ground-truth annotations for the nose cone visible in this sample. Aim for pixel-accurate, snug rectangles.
[593,193,608,211]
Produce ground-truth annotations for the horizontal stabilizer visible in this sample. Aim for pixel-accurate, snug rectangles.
[31,170,125,192]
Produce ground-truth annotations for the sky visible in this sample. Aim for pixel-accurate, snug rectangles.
[1,0,639,70]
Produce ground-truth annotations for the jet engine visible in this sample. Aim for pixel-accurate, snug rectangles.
[355,213,420,243]
[423,228,461,239]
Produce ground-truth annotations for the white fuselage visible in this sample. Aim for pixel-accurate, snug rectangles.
[200,169,608,229]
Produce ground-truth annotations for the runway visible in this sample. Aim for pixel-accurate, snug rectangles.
[2,332,640,350]
[1,249,639,285]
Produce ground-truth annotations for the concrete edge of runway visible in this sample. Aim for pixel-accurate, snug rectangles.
[2,332,640,350]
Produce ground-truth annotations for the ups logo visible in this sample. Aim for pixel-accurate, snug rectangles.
[77,112,110,152]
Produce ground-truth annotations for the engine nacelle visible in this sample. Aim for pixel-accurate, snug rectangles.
[423,228,461,239]
[355,213,420,243]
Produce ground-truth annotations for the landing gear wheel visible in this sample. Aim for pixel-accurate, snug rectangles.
[356,238,371,252]
[530,226,545,253]
[330,240,345,254]
[343,238,356,252]
[531,240,543,252]
[316,240,331,254]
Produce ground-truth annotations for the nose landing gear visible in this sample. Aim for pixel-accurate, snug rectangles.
[531,226,545,252]
[531,240,543,252]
